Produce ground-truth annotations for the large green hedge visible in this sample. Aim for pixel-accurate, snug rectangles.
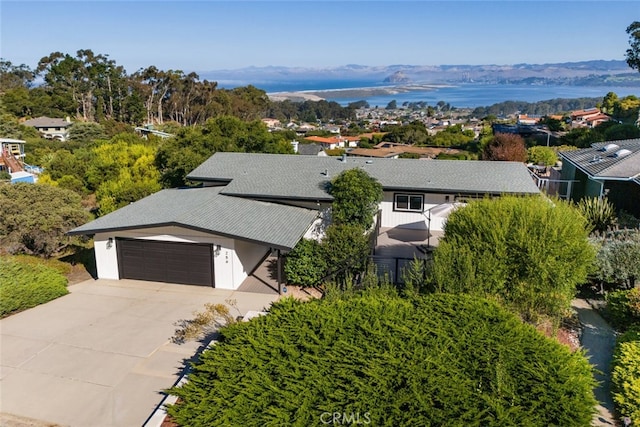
[167,292,596,426]
[0,255,69,317]
[431,196,595,323]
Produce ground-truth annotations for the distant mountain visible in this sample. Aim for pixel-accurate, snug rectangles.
[384,71,411,83]
[199,60,640,88]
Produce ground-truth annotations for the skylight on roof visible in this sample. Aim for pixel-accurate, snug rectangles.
[614,149,632,158]
[601,143,620,152]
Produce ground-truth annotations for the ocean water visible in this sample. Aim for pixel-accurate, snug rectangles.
[224,79,639,109]
[321,83,640,109]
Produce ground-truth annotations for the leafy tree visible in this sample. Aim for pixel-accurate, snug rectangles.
[430,196,595,323]
[539,115,564,131]
[527,145,557,166]
[382,120,430,145]
[385,99,397,110]
[156,116,292,188]
[68,122,107,142]
[321,224,371,285]
[0,183,91,257]
[328,168,383,231]
[625,21,640,72]
[431,124,475,147]
[483,133,527,162]
[167,292,597,427]
[604,123,640,141]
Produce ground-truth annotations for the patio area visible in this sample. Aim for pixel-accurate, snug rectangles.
[375,226,443,258]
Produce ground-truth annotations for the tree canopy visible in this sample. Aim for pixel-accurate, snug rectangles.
[626,21,640,72]
[167,291,596,427]
[0,183,91,257]
[328,168,383,231]
[483,133,527,162]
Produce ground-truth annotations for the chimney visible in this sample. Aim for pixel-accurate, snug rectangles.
[341,153,347,163]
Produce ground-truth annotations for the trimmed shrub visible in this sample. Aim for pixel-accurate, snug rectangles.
[611,327,640,425]
[167,292,596,426]
[0,255,69,317]
[605,288,640,330]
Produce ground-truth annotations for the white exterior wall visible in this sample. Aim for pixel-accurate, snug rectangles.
[230,240,270,289]
[94,233,120,280]
[379,191,454,231]
[93,226,254,289]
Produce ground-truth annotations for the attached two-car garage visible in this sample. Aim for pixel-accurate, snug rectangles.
[116,238,214,287]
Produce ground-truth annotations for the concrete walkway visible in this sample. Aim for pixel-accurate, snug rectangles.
[0,279,278,427]
[572,299,618,427]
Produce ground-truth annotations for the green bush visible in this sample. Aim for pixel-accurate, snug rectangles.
[283,239,326,288]
[611,326,640,425]
[0,255,69,317]
[591,230,640,289]
[605,288,640,330]
[431,196,595,323]
[167,292,596,426]
[577,197,617,234]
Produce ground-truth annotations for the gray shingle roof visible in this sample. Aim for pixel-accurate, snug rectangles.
[559,139,640,179]
[22,116,72,128]
[69,187,318,250]
[187,152,540,199]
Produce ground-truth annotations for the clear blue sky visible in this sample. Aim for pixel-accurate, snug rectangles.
[1,1,637,74]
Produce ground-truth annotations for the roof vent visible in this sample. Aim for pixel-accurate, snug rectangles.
[366,160,373,164]
[615,149,632,158]
[590,155,603,163]
[601,143,619,152]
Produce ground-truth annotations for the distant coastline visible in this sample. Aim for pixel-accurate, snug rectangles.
[268,83,454,102]
[267,82,639,108]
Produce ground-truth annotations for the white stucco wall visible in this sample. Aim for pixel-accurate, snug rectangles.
[230,240,270,289]
[93,226,253,289]
[379,191,454,231]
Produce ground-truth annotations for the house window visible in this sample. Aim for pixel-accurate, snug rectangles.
[394,193,424,212]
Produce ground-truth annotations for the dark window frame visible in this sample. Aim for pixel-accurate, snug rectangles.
[393,193,424,212]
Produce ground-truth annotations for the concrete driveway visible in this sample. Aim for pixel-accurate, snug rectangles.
[0,279,279,427]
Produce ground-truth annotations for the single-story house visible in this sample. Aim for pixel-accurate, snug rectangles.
[70,152,540,289]
[559,138,640,217]
[22,116,72,141]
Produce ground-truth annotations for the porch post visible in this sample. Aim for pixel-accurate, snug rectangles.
[277,249,282,295]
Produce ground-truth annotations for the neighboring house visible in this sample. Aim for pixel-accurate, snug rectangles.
[261,118,281,129]
[70,152,540,289]
[134,125,175,139]
[304,135,360,149]
[22,116,72,141]
[570,108,612,128]
[1,138,26,174]
[559,139,640,216]
[297,143,327,156]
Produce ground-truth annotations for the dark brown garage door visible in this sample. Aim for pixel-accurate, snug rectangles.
[116,238,214,286]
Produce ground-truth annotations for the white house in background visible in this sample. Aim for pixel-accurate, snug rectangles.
[70,152,540,289]
[22,116,72,141]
